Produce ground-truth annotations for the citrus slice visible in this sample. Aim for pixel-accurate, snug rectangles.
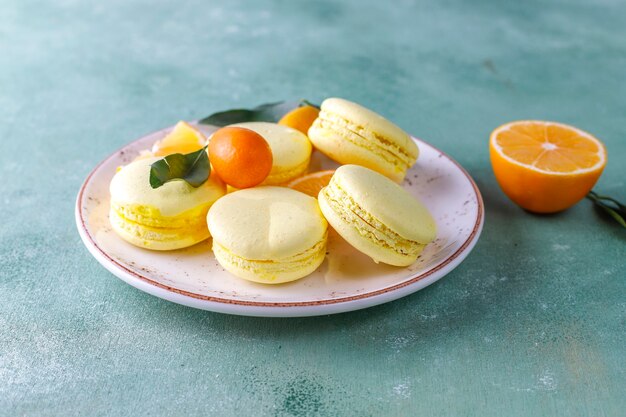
[278,105,320,135]
[489,121,607,213]
[152,121,206,156]
[286,170,335,198]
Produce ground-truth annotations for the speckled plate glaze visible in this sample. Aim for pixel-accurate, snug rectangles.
[76,123,484,317]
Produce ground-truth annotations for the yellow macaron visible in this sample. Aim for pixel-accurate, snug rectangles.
[207,186,328,284]
[318,165,436,266]
[230,122,312,184]
[308,98,418,182]
[109,157,226,250]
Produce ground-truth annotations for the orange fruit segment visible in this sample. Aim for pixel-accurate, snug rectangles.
[152,121,206,156]
[286,170,335,198]
[278,105,320,135]
[490,121,606,213]
[208,127,273,189]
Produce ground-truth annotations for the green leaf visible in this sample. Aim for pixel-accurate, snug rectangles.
[300,99,320,109]
[587,190,626,229]
[149,146,210,189]
[198,100,319,126]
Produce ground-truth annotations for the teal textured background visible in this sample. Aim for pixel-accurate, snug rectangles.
[1,0,624,416]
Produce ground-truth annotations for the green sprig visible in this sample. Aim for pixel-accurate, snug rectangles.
[149,146,210,189]
[587,190,626,228]
[198,99,319,126]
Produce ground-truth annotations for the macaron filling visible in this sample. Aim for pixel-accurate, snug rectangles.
[315,110,416,170]
[263,157,311,185]
[320,182,424,258]
[212,232,327,282]
[109,208,210,249]
[110,202,212,229]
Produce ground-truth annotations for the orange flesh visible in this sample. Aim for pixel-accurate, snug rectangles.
[490,121,606,213]
[496,124,602,173]
[286,170,335,198]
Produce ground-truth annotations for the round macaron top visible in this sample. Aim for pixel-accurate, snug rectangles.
[229,122,312,172]
[110,157,226,217]
[328,165,436,243]
[207,186,327,260]
[319,98,418,159]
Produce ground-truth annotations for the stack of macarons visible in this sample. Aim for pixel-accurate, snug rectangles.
[109,97,436,284]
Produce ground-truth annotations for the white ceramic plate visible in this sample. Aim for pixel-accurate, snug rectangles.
[76,123,484,317]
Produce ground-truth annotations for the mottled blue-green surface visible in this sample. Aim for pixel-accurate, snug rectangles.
[1,0,624,416]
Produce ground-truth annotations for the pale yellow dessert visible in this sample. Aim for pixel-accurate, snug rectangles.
[308,98,418,182]
[109,157,226,250]
[318,165,436,266]
[207,187,328,284]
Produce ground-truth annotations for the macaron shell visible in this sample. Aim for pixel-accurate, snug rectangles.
[308,98,418,183]
[110,156,226,217]
[320,98,417,159]
[308,122,407,183]
[110,200,213,229]
[230,122,312,184]
[263,157,310,185]
[109,208,210,250]
[318,191,423,266]
[212,236,327,284]
[207,186,328,261]
[330,165,436,243]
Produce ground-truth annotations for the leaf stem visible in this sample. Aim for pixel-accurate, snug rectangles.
[587,190,626,229]
[300,99,321,109]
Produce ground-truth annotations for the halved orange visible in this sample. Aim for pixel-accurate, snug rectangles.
[286,170,335,198]
[489,121,606,213]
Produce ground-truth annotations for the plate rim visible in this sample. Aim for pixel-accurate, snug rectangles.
[76,125,484,315]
